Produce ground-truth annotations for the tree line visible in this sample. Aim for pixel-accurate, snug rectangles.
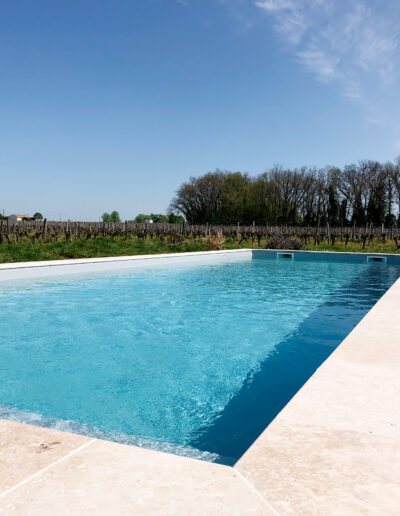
[170,159,400,227]
[101,211,184,223]
[132,213,184,223]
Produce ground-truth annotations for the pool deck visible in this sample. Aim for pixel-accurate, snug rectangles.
[0,251,399,514]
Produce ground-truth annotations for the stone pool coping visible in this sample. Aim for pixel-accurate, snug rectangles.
[0,250,399,514]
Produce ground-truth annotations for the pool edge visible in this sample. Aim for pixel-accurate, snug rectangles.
[0,247,400,270]
[0,249,252,270]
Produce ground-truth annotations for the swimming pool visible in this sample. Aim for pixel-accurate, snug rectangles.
[1,250,399,465]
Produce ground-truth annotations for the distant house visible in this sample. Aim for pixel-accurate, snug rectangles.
[7,214,30,222]
[144,219,154,224]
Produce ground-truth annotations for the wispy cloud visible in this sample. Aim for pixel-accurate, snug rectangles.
[219,0,257,31]
[255,0,400,110]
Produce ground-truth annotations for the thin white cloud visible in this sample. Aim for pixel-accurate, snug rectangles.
[219,0,257,31]
[255,0,400,112]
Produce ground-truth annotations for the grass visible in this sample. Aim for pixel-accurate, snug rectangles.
[303,238,400,254]
[0,236,207,263]
[0,235,399,263]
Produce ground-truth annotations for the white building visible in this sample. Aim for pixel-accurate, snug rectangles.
[7,214,30,222]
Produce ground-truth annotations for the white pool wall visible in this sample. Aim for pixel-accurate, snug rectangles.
[0,249,252,281]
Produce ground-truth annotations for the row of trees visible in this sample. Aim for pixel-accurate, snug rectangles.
[101,211,184,223]
[133,213,184,223]
[102,211,121,222]
[170,159,400,226]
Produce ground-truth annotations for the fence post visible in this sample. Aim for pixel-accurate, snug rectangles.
[42,218,47,241]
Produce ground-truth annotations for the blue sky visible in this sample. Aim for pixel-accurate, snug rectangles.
[1,0,399,221]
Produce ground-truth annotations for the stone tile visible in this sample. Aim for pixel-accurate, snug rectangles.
[273,359,400,438]
[0,439,274,515]
[327,279,400,369]
[0,419,91,494]
[332,318,400,369]
[236,420,400,515]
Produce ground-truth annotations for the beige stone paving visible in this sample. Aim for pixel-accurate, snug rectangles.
[272,360,400,438]
[0,420,91,493]
[236,419,400,515]
[0,433,274,515]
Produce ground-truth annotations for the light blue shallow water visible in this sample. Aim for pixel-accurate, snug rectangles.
[0,256,399,463]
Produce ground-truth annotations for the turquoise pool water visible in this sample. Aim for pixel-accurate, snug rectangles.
[0,254,399,464]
